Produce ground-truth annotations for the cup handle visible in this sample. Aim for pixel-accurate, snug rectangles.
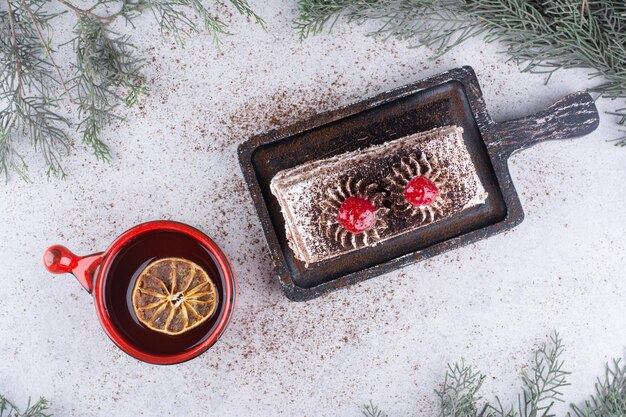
[43,245,104,293]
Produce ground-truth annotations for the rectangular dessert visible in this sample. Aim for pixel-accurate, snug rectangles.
[270,125,488,265]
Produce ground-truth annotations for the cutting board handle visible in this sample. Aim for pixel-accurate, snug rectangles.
[488,92,600,156]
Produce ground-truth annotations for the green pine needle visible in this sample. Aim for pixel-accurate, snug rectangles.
[0,0,262,181]
[436,359,486,417]
[0,396,51,417]
[363,333,625,417]
[514,332,570,417]
[362,400,389,417]
[569,359,626,417]
[295,0,626,145]
[0,0,70,181]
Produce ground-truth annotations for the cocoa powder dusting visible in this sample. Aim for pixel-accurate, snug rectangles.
[221,87,343,148]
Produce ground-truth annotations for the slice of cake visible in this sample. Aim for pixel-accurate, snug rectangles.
[270,125,488,265]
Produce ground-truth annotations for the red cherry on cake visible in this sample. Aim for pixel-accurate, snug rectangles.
[404,176,439,206]
[337,197,377,234]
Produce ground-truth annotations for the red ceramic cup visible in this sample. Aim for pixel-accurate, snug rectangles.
[43,221,236,365]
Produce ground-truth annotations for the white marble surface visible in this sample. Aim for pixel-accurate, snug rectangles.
[1,1,625,416]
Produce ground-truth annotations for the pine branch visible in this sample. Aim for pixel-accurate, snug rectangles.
[295,0,626,144]
[362,400,388,417]
[69,11,145,161]
[516,332,570,417]
[138,0,229,46]
[364,333,571,417]
[569,359,626,417]
[0,121,29,181]
[294,0,358,39]
[116,0,264,46]
[0,0,70,180]
[0,0,262,182]
[16,0,72,100]
[0,395,51,417]
[435,359,486,417]
[229,0,264,27]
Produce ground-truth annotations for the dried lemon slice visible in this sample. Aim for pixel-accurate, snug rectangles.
[131,257,218,335]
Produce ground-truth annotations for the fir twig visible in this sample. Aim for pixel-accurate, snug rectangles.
[16,0,71,100]
[295,0,626,144]
[569,359,626,417]
[435,359,486,417]
[68,11,145,161]
[0,0,70,180]
[139,0,229,46]
[0,0,262,181]
[0,395,51,417]
[229,0,264,27]
[489,332,570,417]
[362,400,389,417]
[362,333,626,417]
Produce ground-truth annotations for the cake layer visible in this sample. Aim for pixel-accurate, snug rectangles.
[270,125,488,265]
